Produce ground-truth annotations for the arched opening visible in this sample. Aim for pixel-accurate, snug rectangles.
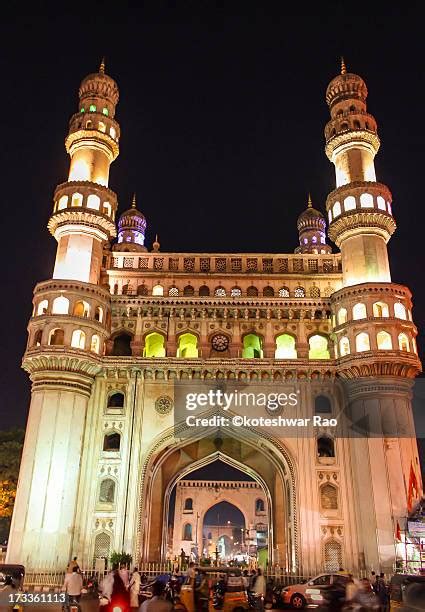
[107,392,124,408]
[103,432,121,452]
[99,479,115,503]
[231,287,242,297]
[377,330,392,350]
[182,523,193,541]
[37,300,48,316]
[94,306,104,322]
[152,284,164,296]
[373,301,389,317]
[58,195,68,210]
[278,287,290,298]
[352,302,367,320]
[144,332,166,357]
[324,539,343,572]
[184,498,193,511]
[294,286,305,298]
[377,196,386,210]
[111,333,132,356]
[93,533,110,564]
[315,395,332,414]
[321,484,338,510]
[317,436,335,458]
[263,286,274,297]
[344,196,356,211]
[308,334,330,359]
[90,334,100,354]
[48,328,64,346]
[394,302,407,319]
[199,285,210,296]
[73,300,90,317]
[177,333,198,358]
[339,336,350,356]
[71,329,85,349]
[255,498,265,513]
[183,285,194,296]
[87,194,100,210]
[356,332,370,352]
[52,296,69,315]
[168,286,179,297]
[71,192,83,207]
[214,286,226,297]
[332,201,341,218]
[242,334,263,358]
[337,307,347,325]
[137,285,148,296]
[398,333,410,352]
[275,334,297,359]
[33,329,43,347]
[360,193,374,208]
[247,286,258,297]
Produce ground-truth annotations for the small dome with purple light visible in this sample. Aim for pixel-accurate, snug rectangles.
[114,194,147,252]
[295,194,332,254]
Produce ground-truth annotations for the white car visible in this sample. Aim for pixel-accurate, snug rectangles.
[281,572,350,608]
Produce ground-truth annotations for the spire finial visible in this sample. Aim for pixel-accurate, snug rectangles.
[132,193,136,208]
[152,234,160,252]
[99,57,105,74]
[307,193,312,208]
[340,56,347,75]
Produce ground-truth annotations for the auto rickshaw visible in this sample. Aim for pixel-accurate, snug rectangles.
[179,567,250,612]
[0,564,25,590]
[389,573,425,610]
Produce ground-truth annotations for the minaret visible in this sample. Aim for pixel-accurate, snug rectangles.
[324,58,396,286]
[295,194,332,254]
[49,59,119,284]
[6,63,118,569]
[114,194,148,252]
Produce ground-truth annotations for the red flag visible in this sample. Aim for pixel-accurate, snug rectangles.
[395,520,401,542]
[407,463,420,512]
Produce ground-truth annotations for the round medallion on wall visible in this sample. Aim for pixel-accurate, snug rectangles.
[155,395,173,415]
[211,334,229,352]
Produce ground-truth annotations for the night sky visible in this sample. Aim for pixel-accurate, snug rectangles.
[1,6,424,436]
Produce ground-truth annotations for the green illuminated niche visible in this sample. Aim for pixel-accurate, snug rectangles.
[308,334,330,359]
[275,334,297,359]
[89,104,97,112]
[102,107,109,116]
[144,332,166,357]
[80,107,85,113]
[242,334,263,358]
[177,333,198,358]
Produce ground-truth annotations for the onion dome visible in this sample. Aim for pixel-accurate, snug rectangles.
[78,59,119,116]
[326,57,368,110]
[295,195,332,254]
[114,194,147,252]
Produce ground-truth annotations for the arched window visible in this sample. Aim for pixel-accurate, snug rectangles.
[152,284,164,296]
[183,285,194,296]
[231,287,242,297]
[352,302,367,320]
[183,523,192,541]
[263,286,274,297]
[321,483,338,510]
[110,127,116,139]
[103,202,111,216]
[324,539,343,572]
[337,307,347,325]
[177,333,198,358]
[398,333,410,352]
[137,285,148,296]
[199,285,210,296]
[87,194,100,210]
[309,286,321,298]
[98,121,106,133]
[111,333,132,356]
[94,532,111,560]
[377,196,386,210]
[373,302,389,317]
[315,395,332,414]
[247,286,258,297]
[71,192,83,207]
[37,299,48,316]
[353,119,361,129]
[144,332,166,357]
[103,432,121,452]
[394,302,407,319]
[278,287,290,298]
[58,195,68,210]
[275,334,297,359]
[341,122,348,130]
[168,286,179,297]
[90,334,100,354]
[73,300,90,317]
[332,201,341,218]
[85,119,93,129]
[377,330,392,350]
[95,306,104,322]
[318,436,335,458]
[184,498,193,511]
[121,283,129,295]
[33,329,43,347]
[52,296,69,314]
[102,107,109,116]
[71,329,86,349]
[339,336,350,356]
[242,334,263,358]
[344,196,356,211]
[48,328,64,346]
[214,287,226,297]
[99,479,115,503]
[255,499,265,513]
[107,392,124,408]
[355,332,370,352]
[294,286,305,298]
[360,193,374,208]
[308,335,330,359]
[89,104,96,112]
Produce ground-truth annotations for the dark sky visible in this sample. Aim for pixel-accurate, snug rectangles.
[1,5,424,432]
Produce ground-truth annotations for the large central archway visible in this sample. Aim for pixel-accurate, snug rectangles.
[135,419,298,570]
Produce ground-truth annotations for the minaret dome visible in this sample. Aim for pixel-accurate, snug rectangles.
[114,194,148,252]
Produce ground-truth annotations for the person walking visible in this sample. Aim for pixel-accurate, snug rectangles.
[138,581,172,611]
[253,568,266,611]
[375,573,388,612]
[62,568,83,603]
[129,567,142,611]
[119,563,130,588]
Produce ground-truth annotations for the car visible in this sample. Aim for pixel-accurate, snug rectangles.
[389,573,425,611]
[280,572,350,609]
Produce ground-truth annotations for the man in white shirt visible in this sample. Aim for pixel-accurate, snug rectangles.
[63,569,83,602]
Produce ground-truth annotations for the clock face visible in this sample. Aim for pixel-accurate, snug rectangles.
[212,334,229,352]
